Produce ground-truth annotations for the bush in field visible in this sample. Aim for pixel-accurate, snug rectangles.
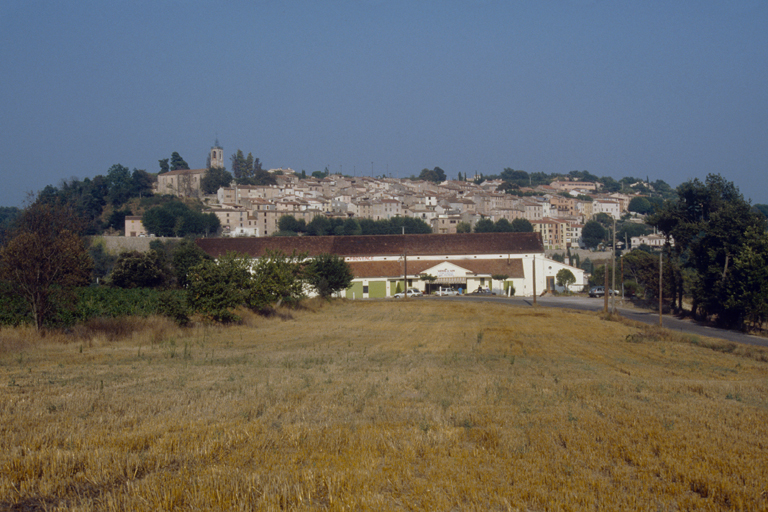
[109,250,171,289]
[0,280,31,326]
[305,253,354,298]
[188,250,308,322]
[157,289,192,326]
[69,287,164,323]
[244,250,307,311]
[188,253,250,323]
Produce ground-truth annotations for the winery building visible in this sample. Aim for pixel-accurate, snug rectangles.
[195,232,585,298]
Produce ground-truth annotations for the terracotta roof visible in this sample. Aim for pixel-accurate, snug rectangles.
[347,258,525,279]
[196,232,543,259]
[159,168,206,176]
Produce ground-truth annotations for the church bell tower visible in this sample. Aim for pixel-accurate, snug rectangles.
[209,139,224,169]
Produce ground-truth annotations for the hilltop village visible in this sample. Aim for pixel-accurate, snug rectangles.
[127,144,663,252]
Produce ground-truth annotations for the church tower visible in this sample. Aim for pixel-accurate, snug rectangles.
[209,139,224,169]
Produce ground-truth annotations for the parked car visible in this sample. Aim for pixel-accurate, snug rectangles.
[588,286,619,297]
[435,288,459,296]
[392,288,423,298]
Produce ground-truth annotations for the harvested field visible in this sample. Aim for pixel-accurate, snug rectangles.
[1,300,767,511]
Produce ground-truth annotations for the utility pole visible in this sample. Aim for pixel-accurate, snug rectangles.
[402,227,407,299]
[611,216,616,314]
[604,261,609,313]
[532,255,537,305]
[659,251,663,327]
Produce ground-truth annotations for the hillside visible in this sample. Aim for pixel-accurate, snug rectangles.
[1,300,767,510]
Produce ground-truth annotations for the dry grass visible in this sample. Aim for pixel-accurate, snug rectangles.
[1,300,767,511]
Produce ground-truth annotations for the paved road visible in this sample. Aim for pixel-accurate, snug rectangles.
[440,295,768,348]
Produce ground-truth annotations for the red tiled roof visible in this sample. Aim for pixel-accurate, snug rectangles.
[196,232,543,259]
[347,258,525,279]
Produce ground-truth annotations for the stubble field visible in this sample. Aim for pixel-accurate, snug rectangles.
[1,299,767,511]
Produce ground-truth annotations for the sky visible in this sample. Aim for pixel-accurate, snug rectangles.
[1,0,767,207]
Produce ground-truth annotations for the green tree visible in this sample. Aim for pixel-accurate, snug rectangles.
[723,227,768,330]
[342,218,362,236]
[107,208,132,232]
[556,268,576,291]
[188,252,250,322]
[456,221,471,233]
[0,202,92,329]
[305,253,354,298]
[172,239,212,288]
[649,174,767,325]
[142,201,220,237]
[158,158,170,174]
[582,220,606,249]
[510,218,533,232]
[418,167,446,183]
[131,169,155,197]
[628,197,653,215]
[500,168,529,187]
[307,215,332,236]
[201,166,233,194]
[109,250,170,289]
[170,152,189,171]
[106,164,133,206]
[245,250,307,311]
[474,218,495,233]
[493,219,514,232]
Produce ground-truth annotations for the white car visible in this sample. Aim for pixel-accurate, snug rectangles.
[392,288,423,298]
[435,288,459,296]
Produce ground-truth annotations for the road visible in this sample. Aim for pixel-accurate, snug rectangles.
[440,295,768,348]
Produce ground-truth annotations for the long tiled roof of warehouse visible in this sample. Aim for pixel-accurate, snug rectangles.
[195,232,544,259]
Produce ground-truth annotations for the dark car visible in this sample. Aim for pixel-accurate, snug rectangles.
[589,286,618,297]
[470,288,496,296]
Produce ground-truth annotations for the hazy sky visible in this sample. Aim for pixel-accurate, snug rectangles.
[2,1,767,207]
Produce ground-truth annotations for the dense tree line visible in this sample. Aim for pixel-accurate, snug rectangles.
[648,174,768,329]
[0,205,353,328]
[275,215,432,236]
[473,217,533,233]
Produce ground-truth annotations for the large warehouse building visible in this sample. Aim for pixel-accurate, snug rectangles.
[195,232,585,298]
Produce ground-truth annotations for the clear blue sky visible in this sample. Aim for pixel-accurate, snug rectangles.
[2,0,766,207]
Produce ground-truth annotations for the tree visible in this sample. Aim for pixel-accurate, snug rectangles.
[131,169,154,197]
[245,250,307,310]
[582,220,606,249]
[278,215,305,234]
[510,218,533,232]
[305,253,354,298]
[493,219,514,232]
[307,215,332,236]
[201,166,233,194]
[500,168,529,187]
[456,221,471,233]
[142,201,220,237]
[106,164,133,206]
[648,174,767,325]
[172,239,212,288]
[109,250,170,289]
[628,197,653,215]
[418,167,446,183]
[107,208,132,232]
[0,202,92,329]
[188,252,251,322]
[723,226,768,330]
[474,218,495,233]
[556,268,576,291]
[170,152,189,171]
[158,158,170,174]
[491,274,509,294]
